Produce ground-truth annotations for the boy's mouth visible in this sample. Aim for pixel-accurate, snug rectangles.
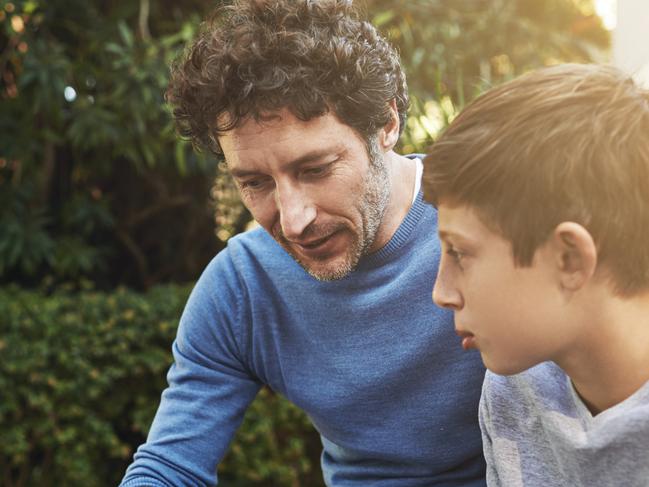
[456,329,476,351]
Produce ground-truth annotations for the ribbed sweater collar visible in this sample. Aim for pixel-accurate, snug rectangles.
[358,190,428,269]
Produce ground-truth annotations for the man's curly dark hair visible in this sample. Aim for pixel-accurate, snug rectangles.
[166,0,409,155]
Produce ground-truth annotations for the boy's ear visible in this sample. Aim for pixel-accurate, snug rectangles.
[550,222,598,292]
[378,99,400,151]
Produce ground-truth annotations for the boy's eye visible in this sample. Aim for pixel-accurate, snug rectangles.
[446,247,465,267]
[447,248,460,260]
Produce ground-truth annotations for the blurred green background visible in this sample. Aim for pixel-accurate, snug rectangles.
[0,0,608,485]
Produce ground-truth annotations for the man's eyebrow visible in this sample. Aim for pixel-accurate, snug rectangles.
[287,147,342,167]
[229,167,262,178]
[229,148,342,178]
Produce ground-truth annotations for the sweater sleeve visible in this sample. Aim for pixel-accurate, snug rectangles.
[120,251,261,487]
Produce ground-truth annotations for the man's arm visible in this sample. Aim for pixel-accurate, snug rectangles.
[120,252,261,486]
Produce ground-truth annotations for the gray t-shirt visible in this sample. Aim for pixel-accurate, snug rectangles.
[480,361,649,487]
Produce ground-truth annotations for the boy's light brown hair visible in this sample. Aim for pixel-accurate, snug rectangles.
[423,63,649,296]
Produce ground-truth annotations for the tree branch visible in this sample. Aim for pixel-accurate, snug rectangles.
[138,0,151,42]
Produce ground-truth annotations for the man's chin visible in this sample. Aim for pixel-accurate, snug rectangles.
[289,250,358,281]
[303,261,355,281]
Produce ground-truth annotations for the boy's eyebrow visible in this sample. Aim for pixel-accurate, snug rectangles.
[438,230,459,240]
[229,148,342,178]
[438,229,477,246]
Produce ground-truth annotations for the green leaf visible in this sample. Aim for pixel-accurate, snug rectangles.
[117,21,134,48]
[372,10,395,27]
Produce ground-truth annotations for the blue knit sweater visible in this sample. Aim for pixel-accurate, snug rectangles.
[120,191,486,486]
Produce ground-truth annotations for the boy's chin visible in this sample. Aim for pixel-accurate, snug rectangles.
[483,355,537,376]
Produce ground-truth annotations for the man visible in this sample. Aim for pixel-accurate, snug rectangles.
[120,1,486,485]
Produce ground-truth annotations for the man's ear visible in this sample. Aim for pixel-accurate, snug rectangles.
[550,222,598,292]
[378,99,400,151]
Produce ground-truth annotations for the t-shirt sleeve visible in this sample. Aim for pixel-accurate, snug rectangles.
[479,376,501,487]
[120,250,262,486]
[480,372,529,487]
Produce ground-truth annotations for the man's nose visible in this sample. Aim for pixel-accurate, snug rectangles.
[276,183,317,240]
[432,264,463,311]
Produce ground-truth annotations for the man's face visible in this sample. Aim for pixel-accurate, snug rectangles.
[432,203,574,375]
[219,109,390,281]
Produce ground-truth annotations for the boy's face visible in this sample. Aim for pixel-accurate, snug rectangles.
[433,203,574,375]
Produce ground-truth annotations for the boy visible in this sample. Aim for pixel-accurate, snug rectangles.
[423,63,649,486]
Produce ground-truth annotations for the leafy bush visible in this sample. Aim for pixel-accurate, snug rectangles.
[0,284,322,486]
[0,1,225,289]
[0,0,609,288]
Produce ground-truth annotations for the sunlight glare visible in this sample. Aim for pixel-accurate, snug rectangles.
[595,0,617,30]
[64,86,77,102]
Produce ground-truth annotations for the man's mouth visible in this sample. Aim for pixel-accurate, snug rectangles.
[295,233,335,250]
[289,230,344,257]
[456,329,477,351]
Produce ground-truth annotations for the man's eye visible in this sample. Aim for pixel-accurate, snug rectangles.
[240,179,267,190]
[303,164,331,177]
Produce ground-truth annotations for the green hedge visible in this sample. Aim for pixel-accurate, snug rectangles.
[0,284,323,487]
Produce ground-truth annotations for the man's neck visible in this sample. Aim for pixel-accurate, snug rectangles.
[368,151,418,253]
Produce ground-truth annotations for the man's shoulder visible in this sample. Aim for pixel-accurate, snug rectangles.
[215,226,285,265]
[225,225,272,252]
[201,225,298,286]
[187,226,295,318]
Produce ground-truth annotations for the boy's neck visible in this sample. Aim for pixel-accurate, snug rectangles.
[559,291,649,416]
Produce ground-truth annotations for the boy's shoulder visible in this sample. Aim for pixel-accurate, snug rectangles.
[481,363,649,486]
[482,361,649,440]
[482,362,578,423]
[485,362,569,399]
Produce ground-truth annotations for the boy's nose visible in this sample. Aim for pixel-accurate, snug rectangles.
[432,268,463,311]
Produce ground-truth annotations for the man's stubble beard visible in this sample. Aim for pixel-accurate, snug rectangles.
[275,137,391,281]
